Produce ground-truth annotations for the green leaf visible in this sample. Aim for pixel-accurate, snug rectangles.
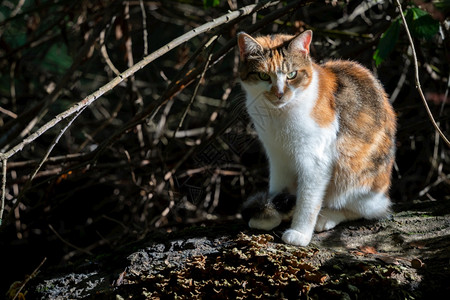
[406,6,429,19]
[41,43,73,74]
[412,14,439,39]
[203,0,220,9]
[373,18,401,67]
[405,7,439,40]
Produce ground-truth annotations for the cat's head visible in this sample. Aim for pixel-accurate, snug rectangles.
[237,30,313,108]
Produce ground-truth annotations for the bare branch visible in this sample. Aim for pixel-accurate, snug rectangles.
[395,0,450,147]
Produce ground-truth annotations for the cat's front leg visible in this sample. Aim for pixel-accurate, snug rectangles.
[282,197,322,247]
[282,168,330,246]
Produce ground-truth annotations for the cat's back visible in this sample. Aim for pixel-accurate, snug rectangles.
[322,60,387,110]
[320,60,396,138]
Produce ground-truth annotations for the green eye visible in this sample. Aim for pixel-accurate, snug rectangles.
[258,72,271,81]
[286,71,297,80]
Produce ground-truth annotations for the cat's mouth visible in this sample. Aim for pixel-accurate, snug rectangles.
[259,89,293,108]
[269,98,290,108]
[266,92,292,108]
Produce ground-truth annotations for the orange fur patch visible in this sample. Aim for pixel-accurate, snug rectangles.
[311,66,337,127]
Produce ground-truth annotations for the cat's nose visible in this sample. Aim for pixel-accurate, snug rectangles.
[275,91,284,99]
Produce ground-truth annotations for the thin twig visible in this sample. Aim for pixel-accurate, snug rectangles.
[48,224,93,255]
[0,158,6,226]
[148,32,221,123]
[209,173,221,213]
[0,106,17,119]
[395,0,450,147]
[123,149,138,185]
[10,61,16,108]
[326,0,383,29]
[439,72,450,117]
[6,154,84,169]
[390,55,410,103]
[10,0,26,17]
[77,95,124,152]
[173,38,217,139]
[124,2,134,68]
[100,28,121,76]
[124,1,146,153]
[30,107,87,182]
[12,257,47,300]
[418,173,450,197]
[139,0,149,56]
[153,98,175,142]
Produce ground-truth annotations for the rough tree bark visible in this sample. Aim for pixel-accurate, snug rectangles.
[19,199,450,299]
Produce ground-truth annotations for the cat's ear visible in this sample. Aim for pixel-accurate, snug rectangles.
[237,32,263,60]
[288,30,313,55]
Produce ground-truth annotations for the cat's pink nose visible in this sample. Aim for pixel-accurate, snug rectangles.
[275,91,284,99]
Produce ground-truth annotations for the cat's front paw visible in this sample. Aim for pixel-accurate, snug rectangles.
[282,229,312,246]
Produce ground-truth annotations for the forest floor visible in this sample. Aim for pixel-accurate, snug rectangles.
[18,199,450,299]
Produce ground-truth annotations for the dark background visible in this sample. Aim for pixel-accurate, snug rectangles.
[0,0,449,295]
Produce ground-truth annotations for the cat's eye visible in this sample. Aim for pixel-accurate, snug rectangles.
[286,71,297,80]
[258,72,271,81]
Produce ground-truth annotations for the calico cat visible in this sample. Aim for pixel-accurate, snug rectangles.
[238,30,396,246]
